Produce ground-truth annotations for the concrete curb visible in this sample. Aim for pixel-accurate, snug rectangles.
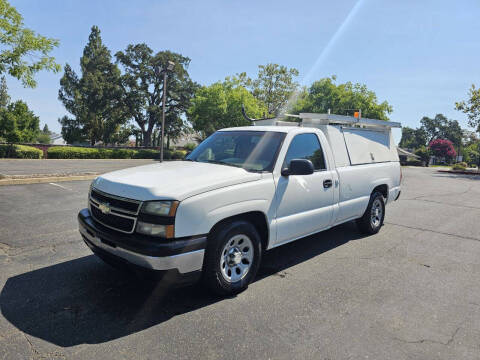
[438,170,480,176]
[0,174,98,186]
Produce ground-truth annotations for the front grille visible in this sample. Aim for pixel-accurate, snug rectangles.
[90,189,140,214]
[89,188,141,233]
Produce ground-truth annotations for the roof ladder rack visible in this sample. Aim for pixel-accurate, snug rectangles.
[252,113,401,129]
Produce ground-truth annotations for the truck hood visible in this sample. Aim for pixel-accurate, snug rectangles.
[92,161,262,201]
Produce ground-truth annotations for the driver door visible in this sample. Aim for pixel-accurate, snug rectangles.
[273,133,335,245]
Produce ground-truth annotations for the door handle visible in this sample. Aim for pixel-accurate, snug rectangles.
[323,179,333,188]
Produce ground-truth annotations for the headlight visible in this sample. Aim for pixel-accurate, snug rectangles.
[136,221,169,237]
[141,201,179,216]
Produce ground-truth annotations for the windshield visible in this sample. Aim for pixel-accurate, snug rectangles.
[186,131,286,172]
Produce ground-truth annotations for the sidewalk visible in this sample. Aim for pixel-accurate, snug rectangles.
[0,159,157,185]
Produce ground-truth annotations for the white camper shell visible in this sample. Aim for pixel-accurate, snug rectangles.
[252,112,401,168]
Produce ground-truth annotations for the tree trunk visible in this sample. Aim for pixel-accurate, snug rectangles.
[143,130,152,147]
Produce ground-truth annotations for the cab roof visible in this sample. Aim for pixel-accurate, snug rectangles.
[219,125,299,133]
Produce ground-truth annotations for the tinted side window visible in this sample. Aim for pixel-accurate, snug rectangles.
[283,133,326,170]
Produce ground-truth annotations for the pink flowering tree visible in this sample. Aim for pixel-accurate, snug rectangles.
[428,139,457,162]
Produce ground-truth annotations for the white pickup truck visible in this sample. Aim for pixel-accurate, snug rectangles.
[78,113,401,295]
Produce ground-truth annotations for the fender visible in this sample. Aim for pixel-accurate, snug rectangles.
[174,176,276,243]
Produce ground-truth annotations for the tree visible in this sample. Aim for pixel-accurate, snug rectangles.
[58,115,85,144]
[0,0,60,87]
[399,126,428,149]
[232,64,299,116]
[59,26,127,145]
[429,139,456,162]
[291,76,392,120]
[420,114,462,150]
[461,141,480,166]
[0,100,39,142]
[36,133,50,144]
[188,81,267,138]
[116,45,198,146]
[455,84,480,133]
[0,76,10,108]
[415,146,431,166]
[35,123,51,144]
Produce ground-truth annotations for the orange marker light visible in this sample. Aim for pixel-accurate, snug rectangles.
[354,111,359,118]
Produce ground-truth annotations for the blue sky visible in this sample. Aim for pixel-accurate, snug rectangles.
[7,0,480,142]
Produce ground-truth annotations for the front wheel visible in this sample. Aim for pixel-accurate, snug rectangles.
[356,191,385,235]
[203,220,262,296]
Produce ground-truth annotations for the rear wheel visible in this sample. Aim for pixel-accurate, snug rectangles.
[203,220,262,296]
[356,191,385,235]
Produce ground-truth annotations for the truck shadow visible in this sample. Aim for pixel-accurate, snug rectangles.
[0,222,363,347]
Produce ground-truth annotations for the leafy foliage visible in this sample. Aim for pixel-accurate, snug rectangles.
[0,100,39,142]
[0,0,60,87]
[36,133,51,144]
[420,114,462,147]
[455,84,480,133]
[461,141,480,166]
[291,76,392,120]
[59,26,127,145]
[58,115,85,144]
[414,146,431,164]
[116,45,198,146]
[399,126,428,149]
[452,162,467,171]
[46,146,186,160]
[428,139,456,160]
[188,81,267,138]
[0,143,42,158]
[231,64,299,116]
[0,76,9,107]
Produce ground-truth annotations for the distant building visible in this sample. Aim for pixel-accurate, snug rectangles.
[50,133,66,145]
[397,147,420,165]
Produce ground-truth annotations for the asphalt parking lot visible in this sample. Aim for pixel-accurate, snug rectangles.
[0,159,156,176]
[0,167,479,359]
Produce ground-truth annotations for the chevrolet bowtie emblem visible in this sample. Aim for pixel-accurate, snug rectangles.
[99,202,111,214]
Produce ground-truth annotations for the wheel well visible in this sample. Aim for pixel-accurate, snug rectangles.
[373,184,388,200]
[209,211,269,250]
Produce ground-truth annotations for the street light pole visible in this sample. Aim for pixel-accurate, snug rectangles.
[159,60,175,163]
[160,70,167,162]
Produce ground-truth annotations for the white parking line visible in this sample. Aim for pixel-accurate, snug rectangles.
[49,182,71,190]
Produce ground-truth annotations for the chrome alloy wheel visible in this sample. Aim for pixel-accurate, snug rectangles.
[220,234,254,283]
[370,198,383,228]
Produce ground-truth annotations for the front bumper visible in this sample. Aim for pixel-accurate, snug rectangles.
[78,208,206,276]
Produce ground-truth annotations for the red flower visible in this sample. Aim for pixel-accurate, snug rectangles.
[428,139,457,158]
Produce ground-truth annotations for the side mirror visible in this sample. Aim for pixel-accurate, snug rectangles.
[281,159,314,176]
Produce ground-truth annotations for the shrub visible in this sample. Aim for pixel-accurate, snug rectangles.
[428,139,456,160]
[0,144,14,157]
[184,143,197,151]
[0,144,43,159]
[47,146,103,159]
[452,162,467,171]
[405,159,423,166]
[172,150,186,159]
[46,146,181,159]
[111,148,136,159]
[132,149,159,159]
[15,145,44,159]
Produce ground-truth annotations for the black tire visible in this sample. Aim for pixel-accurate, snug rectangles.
[356,191,385,235]
[203,220,262,296]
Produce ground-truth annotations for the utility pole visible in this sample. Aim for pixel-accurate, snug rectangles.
[161,70,167,162]
[157,60,175,162]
